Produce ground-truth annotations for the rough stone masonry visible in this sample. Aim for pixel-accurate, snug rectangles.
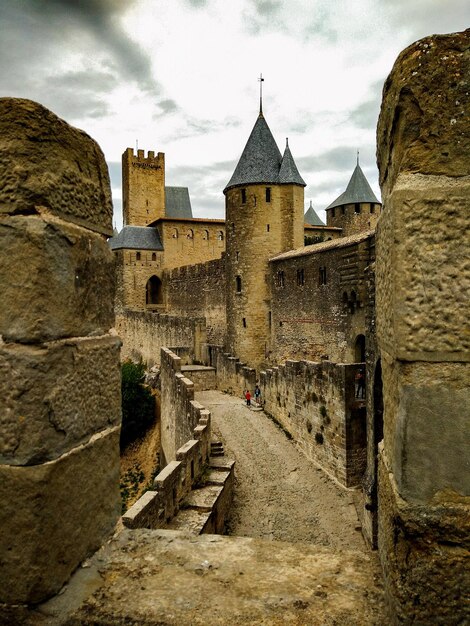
[0,98,122,604]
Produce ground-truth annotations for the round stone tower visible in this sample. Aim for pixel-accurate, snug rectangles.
[224,109,306,369]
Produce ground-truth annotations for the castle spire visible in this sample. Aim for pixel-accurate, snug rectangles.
[357,150,359,165]
[258,73,264,117]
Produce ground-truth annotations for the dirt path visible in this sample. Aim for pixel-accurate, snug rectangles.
[197,390,366,552]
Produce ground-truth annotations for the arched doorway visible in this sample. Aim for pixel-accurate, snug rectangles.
[354,334,366,362]
[146,275,163,305]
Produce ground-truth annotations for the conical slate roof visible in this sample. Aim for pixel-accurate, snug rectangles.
[279,139,306,186]
[304,201,325,226]
[326,164,380,210]
[224,114,305,192]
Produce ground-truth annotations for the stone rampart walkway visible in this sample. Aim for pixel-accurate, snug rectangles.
[197,390,366,551]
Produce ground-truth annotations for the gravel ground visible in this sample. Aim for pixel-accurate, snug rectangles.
[197,390,367,552]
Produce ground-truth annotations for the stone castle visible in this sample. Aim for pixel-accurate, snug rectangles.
[1,28,468,625]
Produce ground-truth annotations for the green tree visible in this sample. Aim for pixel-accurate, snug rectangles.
[120,361,155,450]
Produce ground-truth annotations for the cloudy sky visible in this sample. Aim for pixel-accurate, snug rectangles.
[1,1,468,227]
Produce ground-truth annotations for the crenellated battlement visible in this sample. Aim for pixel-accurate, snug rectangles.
[122,146,166,226]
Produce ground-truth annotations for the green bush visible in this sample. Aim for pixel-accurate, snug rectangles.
[120,361,155,450]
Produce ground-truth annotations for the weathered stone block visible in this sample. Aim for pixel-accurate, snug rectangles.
[0,215,115,342]
[0,98,113,235]
[377,30,470,199]
[0,334,121,465]
[385,361,469,503]
[378,451,470,625]
[0,426,121,604]
[377,178,470,362]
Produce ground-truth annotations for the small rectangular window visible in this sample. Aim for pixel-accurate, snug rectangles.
[266,187,271,202]
[236,275,242,292]
[241,188,246,204]
[370,203,375,214]
[331,208,335,218]
[242,317,247,328]
[341,206,345,215]
[355,203,361,214]
[267,224,270,232]
[277,270,285,288]
[319,266,327,285]
[297,268,305,286]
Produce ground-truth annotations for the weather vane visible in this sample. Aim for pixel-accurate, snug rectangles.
[258,73,264,115]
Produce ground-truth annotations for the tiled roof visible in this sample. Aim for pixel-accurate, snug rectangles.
[108,226,164,251]
[304,201,325,226]
[224,114,305,192]
[326,164,380,210]
[165,186,193,219]
[270,229,375,262]
[279,140,306,186]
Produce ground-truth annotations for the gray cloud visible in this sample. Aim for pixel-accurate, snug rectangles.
[185,0,208,7]
[0,0,160,117]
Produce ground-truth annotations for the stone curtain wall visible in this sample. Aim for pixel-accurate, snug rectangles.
[160,347,210,466]
[261,360,365,487]
[375,31,470,623]
[269,233,374,364]
[164,256,227,345]
[159,220,226,270]
[0,99,121,604]
[211,347,257,397]
[213,349,366,487]
[116,310,206,367]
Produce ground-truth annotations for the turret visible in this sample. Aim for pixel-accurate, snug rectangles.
[325,160,381,236]
[224,111,305,368]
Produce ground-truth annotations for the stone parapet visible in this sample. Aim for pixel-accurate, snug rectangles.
[0,215,115,343]
[0,98,121,605]
[0,426,121,604]
[0,98,113,236]
[0,333,121,465]
[378,449,470,625]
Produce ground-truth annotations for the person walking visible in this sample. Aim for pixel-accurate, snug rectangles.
[245,389,251,406]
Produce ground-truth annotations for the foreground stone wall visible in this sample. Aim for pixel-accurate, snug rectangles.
[0,98,121,604]
[116,309,206,367]
[165,256,227,345]
[376,30,470,623]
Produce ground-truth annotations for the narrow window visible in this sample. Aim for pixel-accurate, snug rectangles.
[341,206,345,215]
[242,318,247,328]
[268,311,272,329]
[331,208,335,218]
[231,223,235,233]
[152,253,156,261]
[203,229,209,240]
[355,203,361,214]
[277,270,285,288]
[241,188,246,204]
[186,229,194,239]
[370,203,375,214]
[217,230,224,241]
[236,251,239,261]
[267,224,270,232]
[319,266,327,285]
[172,228,178,238]
[266,187,271,202]
[136,252,141,261]
[236,275,242,292]
[297,268,305,286]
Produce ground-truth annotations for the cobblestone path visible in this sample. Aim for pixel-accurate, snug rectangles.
[196,390,366,551]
